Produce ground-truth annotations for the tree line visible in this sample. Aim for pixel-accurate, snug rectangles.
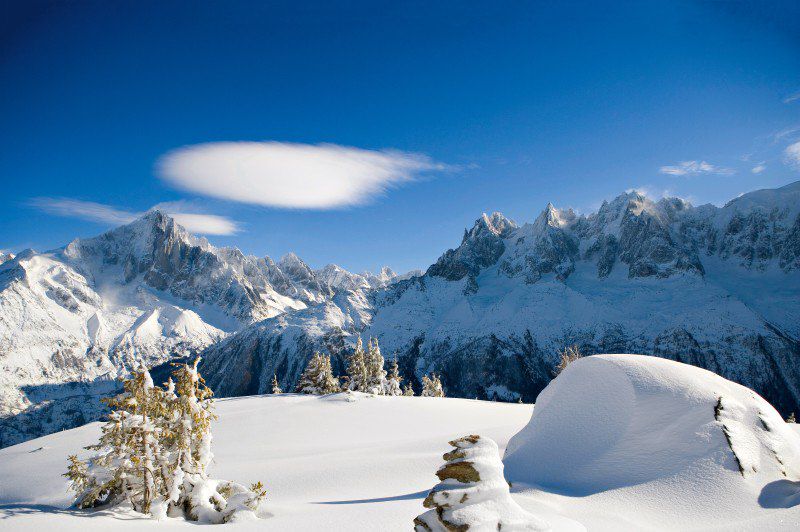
[279,337,445,398]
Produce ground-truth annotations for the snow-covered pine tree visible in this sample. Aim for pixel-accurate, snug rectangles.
[346,337,369,392]
[271,374,282,395]
[788,412,796,423]
[296,353,340,395]
[63,367,167,512]
[160,358,217,514]
[403,382,415,396]
[421,373,445,397]
[65,361,267,523]
[384,358,403,396]
[365,337,387,395]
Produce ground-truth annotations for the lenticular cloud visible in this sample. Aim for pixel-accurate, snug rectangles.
[157,141,448,209]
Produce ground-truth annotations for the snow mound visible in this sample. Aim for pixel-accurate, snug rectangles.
[504,354,800,526]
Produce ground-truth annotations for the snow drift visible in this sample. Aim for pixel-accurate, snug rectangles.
[504,354,800,528]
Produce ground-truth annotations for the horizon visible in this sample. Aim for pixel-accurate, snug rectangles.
[2,1,800,273]
[7,178,798,276]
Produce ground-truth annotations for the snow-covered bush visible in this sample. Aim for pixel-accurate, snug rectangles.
[414,434,548,531]
[402,382,415,396]
[421,373,445,397]
[63,360,266,523]
[296,352,341,394]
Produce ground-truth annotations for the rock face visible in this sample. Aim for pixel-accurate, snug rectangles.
[414,434,548,532]
[502,354,800,528]
[201,181,800,419]
[0,211,382,447]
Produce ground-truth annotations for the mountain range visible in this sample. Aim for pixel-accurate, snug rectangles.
[1,181,799,447]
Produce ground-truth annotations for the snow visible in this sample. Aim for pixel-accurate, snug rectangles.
[2,378,799,530]
[0,394,530,531]
[503,354,800,530]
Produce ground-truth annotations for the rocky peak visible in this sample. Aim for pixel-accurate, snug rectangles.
[429,213,516,283]
[463,212,516,244]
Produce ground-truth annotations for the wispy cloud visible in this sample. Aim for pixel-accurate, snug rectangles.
[785,141,800,170]
[28,198,240,235]
[784,92,800,104]
[156,141,451,209]
[751,163,766,174]
[659,160,735,177]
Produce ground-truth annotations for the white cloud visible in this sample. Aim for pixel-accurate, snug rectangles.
[751,163,766,174]
[29,198,240,235]
[658,160,735,177]
[156,141,450,209]
[784,92,800,104]
[785,141,800,169]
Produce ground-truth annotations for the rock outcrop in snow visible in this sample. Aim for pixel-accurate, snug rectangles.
[503,354,800,527]
[415,434,548,532]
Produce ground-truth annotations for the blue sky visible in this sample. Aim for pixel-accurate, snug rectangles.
[2,1,800,273]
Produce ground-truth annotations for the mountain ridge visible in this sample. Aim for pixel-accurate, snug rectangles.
[1,182,799,447]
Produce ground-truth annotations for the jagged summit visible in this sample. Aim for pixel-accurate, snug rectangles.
[200,182,800,424]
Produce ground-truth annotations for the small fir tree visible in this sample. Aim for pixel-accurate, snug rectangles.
[346,337,369,392]
[421,373,445,398]
[296,353,340,395]
[271,374,282,395]
[63,367,167,512]
[402,382,415,396]
[365,337,387,394]
[384,358,403,396]
[65,361,266,523]
[788,412,796,423]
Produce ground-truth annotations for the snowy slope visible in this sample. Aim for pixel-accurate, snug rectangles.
[1,382,798,530]
[201,182,800,416]
[0,394,533,531]
[0,211,378,447]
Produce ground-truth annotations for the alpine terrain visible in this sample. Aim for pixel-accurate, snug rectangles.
[1,181,799,447]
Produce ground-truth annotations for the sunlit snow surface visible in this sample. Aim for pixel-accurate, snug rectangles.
[2,374,800,531]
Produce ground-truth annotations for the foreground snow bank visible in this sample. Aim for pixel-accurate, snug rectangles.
[504,354,800,528]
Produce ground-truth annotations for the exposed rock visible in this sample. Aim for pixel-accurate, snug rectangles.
[414,435,548,531]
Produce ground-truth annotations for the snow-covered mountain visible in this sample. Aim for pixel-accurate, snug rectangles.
[0,211,381,447]
[201,181,800,416]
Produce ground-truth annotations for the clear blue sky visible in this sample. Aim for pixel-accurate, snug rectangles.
[2,1,799,273]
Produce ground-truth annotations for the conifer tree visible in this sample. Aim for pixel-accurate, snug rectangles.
[421,373,445,397]
[296,353,340,395]
[271,374,282,395]
[385,358,403,396]
[402,382,415,396]
[788,412,796,423]
[346,337,369,392]
[65,361,267,523]
[161,358,216,511]
[63,367,167,512]
[365,337,387,394]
